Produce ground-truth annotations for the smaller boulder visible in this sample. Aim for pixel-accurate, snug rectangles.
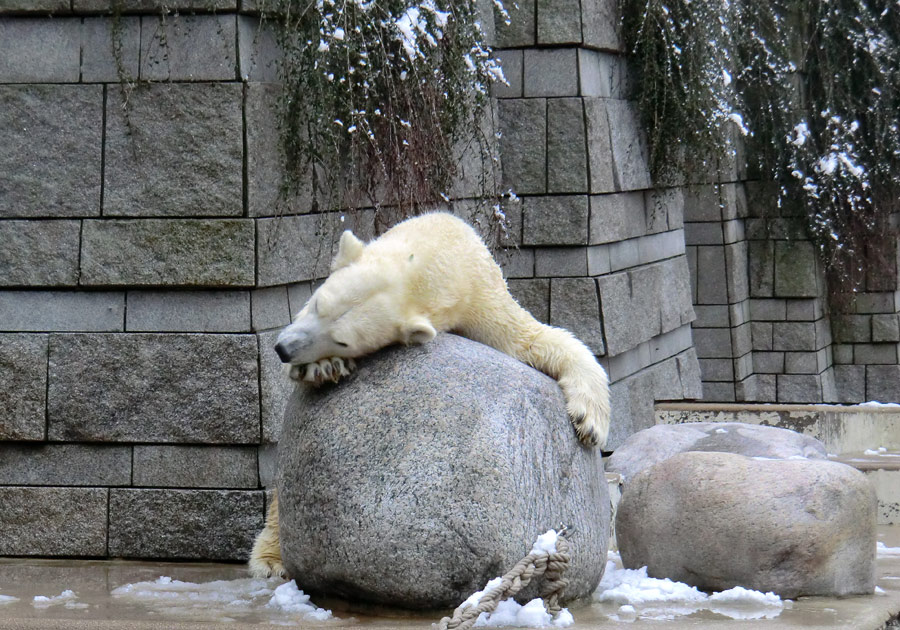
[616,451,877,598]
[606,422,827,482]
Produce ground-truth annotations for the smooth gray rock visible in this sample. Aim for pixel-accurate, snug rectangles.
[278,334,610,609]
[616,452,877,597]
[0,487,108,556]
[133,445,258,489]
[0,85,102,217]
[80,219,255,286]
[0,334,48,441]
[103,82,242,217]
[109,489,263,561]
[125,290,251,332]
[606,422,828,483]
[48,333,259,443]
[0,444,131,486]
[524,49,578,98]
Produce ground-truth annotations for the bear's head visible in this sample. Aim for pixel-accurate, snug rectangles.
[273,229,437,367]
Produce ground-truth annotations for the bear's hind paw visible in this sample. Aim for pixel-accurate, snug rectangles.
[248,556,286,580]
[566,392,610,448]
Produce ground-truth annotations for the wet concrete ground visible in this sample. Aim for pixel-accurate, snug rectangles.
[0,526,898,630]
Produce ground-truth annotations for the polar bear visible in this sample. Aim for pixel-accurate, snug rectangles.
[249,211,610,578]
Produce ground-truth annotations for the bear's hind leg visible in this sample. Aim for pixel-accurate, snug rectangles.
[249,492,286,578]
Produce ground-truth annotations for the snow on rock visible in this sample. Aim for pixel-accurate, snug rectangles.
[529,530,559,555]
[0,594,18,606]
[594,556,786,621]
[859,401,900,408]
[266,580,332,620]
[877,542,900,557]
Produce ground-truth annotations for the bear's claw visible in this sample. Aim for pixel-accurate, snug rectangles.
[295,357,356,386]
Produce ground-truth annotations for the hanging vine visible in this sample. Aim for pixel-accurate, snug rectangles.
[621,0,900,298]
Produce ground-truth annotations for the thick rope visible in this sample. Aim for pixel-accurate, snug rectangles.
[437,529,571,630]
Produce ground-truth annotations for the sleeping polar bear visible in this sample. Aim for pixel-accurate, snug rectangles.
[249,211,610,578]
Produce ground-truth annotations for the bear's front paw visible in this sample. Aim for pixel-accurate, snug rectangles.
[562,379,610,448]
[301,357,356,386]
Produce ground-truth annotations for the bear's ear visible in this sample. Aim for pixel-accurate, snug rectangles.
[402,315,437,346]
[331,230,365,271]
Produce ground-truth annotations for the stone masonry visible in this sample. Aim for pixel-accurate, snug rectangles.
[11,0,874,562]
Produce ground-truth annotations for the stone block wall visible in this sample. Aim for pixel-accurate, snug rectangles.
[0,0,703,561]
[493,0,701,448]
[685,178,900,404]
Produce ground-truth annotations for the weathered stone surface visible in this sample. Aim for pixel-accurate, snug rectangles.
[607,422,828,483]
[80,219,255,286]
[534,247,587,277]
[550,278,605,355]
[498,99,546,195]
[866,366,900,403]
[748,240,774,297]
[251,286,292,331]
[833,314,872,344]
[0,85,102,217]
[524,49,578,97]
[507,278,550,323]
[547,98,588,192]
[605,99,651,191]
[256,214,342,286]
[104,82,243,217]
[238,16,281,82]
[81,16,140,81]
[245,83,314,217]
[0,18,80,81]
[133,446,258,488]
[493,49,523,98]
[0,220,81,287]
[0,444,131,486]
[581,0,622,51]
[140,14,236,80]
[0,0,69,11]
[774,240,819,297]
[616,452,877,597]
[109,489,264,560]
[773,321,818,352]
[695,246,728,304]
[494,0,535,47]
[584,99,616,193]
[0,487,108,556]
[523,195,589,246]
[279,334,610,608]
[0,290,124,332]
[590,192,645,244]
[597,267,662,355]
[778,374,822,402]
[0,334,47,441]
[48,333,260,443]
[872,314,900,343]
[126,290,251,332]
[74,0,236,9]
[257,330,294,442]
[537,0,581,44]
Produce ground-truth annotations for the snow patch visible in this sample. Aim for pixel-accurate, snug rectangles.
[860,401,900,408]
[0,594,19,606]
[594,555,786,621]
[877,542,900,557]
[530,529,559,555]
[266,580,332,621]
[33,590,84,609]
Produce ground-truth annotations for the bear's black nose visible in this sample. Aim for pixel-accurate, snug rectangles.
[274,342,293,363]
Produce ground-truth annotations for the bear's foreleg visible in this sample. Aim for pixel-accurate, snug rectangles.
[287,357,356,386]
[249,492,286,578]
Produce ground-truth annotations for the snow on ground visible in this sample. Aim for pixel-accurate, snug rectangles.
[859,401,900,408]
[32,590,87,609]
[111,576,331,624]
[0,593,18,606]
[593,552,787,621]
[877,542,900,557]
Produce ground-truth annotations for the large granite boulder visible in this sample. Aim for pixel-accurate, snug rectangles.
[606,422,828,482]
[616,451,877,598]
[277,333,610,609]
